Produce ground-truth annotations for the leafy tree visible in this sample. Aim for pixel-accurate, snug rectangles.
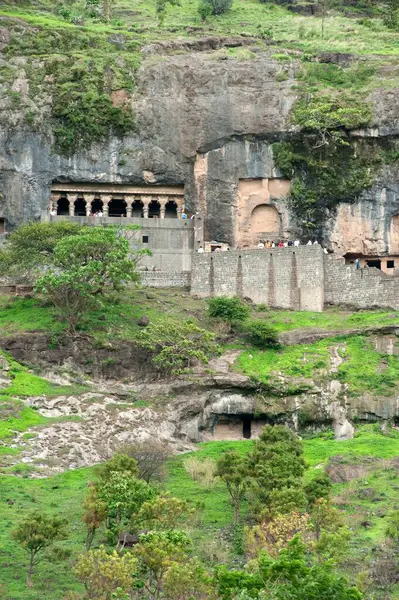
[216,537,362,600]
[35,226,141,335]
[35,268,98,336]
[134,319,221,374]
[304,472,332,508]
[136,493,193,531]
[0,221,83,281]
[310,499,350,563]
[208,297,250,327]
[134,530,192,599]
[82,486,107,550]
[257,536,362,600]
[97,453,139,482]
[248,425,306,515]
[216,451,249,526]
[12,511,67,588]
[119,440,173,482]
[292,96,372,150]
[53,226,141,294]
[163,558,215,599]
[241,320,280,348]
[98,472,155,537]
[74,546,137,600]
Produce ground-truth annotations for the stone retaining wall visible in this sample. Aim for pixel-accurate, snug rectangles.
[324,255,399,310]
[140,271,191,288]
[191,246,325,311]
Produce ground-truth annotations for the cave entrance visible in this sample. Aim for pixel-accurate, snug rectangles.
[57,196,69,216]
[74,197,86,216]
[366,259,381,270]
[108,198,126,217]
[132,200,144,218]
[0,218,4,234]
[243,416,252,439]
[91,198,103,214]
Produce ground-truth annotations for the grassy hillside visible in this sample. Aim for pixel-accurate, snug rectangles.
[3,0,399,56]
[2,428,399,598]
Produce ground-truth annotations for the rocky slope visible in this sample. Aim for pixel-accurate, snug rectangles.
[2,329,399,476]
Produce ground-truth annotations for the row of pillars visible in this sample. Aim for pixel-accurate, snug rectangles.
[50,194,184,218]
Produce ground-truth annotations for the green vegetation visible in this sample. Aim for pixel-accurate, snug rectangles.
[2,428,399,598]
[236,334,399,396]
[133,319,221,374]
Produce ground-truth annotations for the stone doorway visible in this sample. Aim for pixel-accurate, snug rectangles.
[165,200,178,218]
[0,218,4,234]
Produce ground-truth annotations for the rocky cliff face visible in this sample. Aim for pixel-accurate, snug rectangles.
[1,18,399,250]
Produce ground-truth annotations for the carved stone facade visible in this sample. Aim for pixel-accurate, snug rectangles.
[235,178,291,247]
[50,184,185,219]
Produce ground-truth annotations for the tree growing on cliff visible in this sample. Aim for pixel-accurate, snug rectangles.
[13,512,67,588]
[134,319,221,374]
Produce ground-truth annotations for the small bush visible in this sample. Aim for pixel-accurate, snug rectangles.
[208,297,250,325]
[242,319,280,348]
[198,0,233,17]
[134,320,221,374]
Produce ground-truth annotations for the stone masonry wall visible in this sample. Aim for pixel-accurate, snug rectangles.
[324,255,399,310]
[191,246,325,311]
[140,271,191,288]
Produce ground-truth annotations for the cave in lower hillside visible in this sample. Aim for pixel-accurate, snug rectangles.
[206,414,269,441]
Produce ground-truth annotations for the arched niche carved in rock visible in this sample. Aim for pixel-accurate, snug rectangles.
[250,204,281,244]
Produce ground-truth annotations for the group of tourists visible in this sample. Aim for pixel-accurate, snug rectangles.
[257,239,319,248]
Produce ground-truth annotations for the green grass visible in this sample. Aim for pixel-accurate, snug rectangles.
[0,354,89,447]
[1,429,399,598]
[4,0,399,58]
[236,334,399,396]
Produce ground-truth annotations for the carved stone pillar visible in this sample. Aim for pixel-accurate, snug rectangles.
[85,194,95,216]
[126,197,133,218]
[159,196,167,219]
[177,199,183,219]
[50,194,59,213]
[142,196,150,218]
[102,195,112,217]
[68,194,78,216]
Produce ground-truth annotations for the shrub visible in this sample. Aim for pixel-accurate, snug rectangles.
[208,297,250,325]
[134,320,221,374]
[198,0,233,17]
[242,319,280,348]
